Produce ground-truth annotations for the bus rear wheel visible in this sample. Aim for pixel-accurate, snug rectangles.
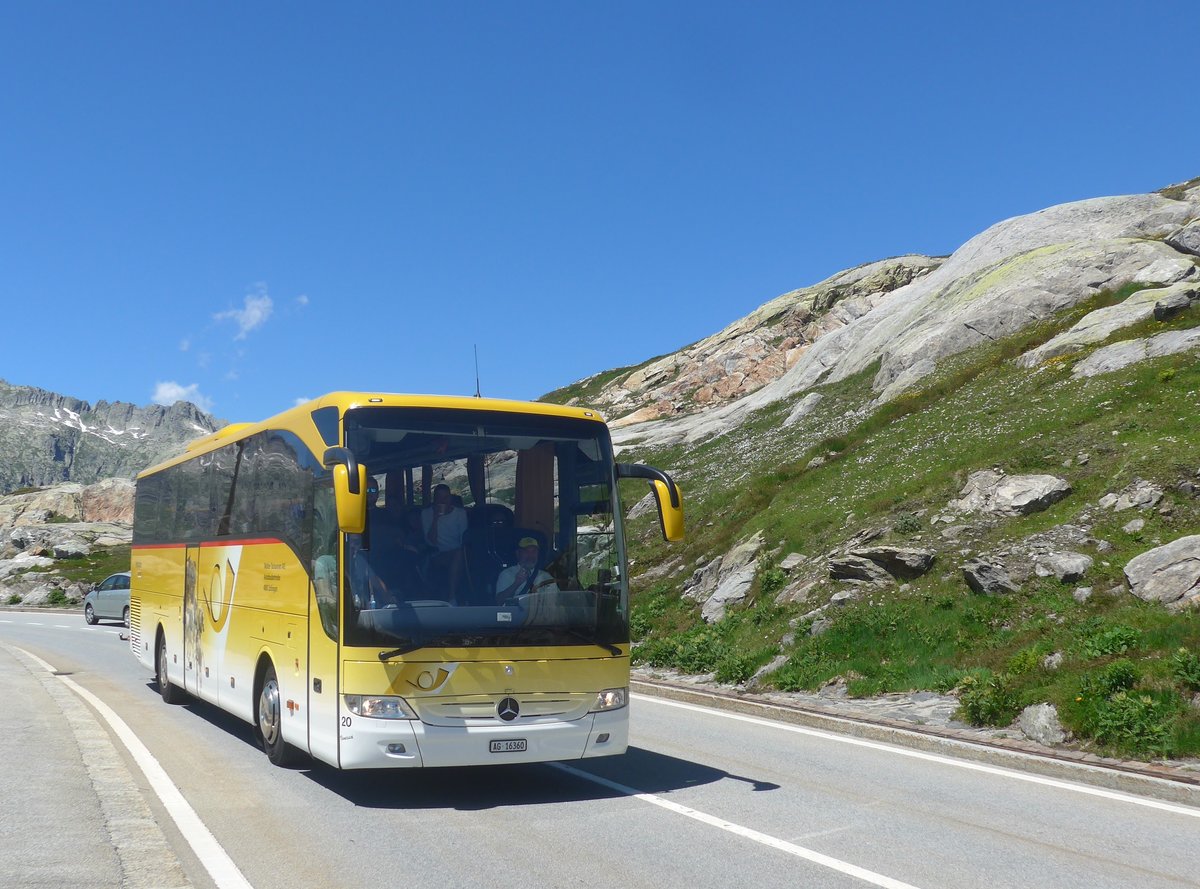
[157,633,187,704]
[257,663,304,767]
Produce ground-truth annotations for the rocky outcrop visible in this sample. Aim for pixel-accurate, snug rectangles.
[1017,281,1198,367]
[0,379,219,493]
[829,555,893,585]
[682,532,765,622]
[599,256,940,425]
[607,185,1200,450]
[1124,536,1200,611]
[1034,551,1093,583]
[1166,219,1200,257]
[945,470,1072,518]
[848,545,935,579]
[0,478,134,530]
[1072,327,1200,379]
[1098,480,1164,512]
[962,559,1020,595]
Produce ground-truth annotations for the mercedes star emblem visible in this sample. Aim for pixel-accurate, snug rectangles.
[497,697,520,721]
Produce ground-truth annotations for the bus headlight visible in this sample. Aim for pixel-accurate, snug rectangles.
[344,694,417,720]
[590,687,627,712]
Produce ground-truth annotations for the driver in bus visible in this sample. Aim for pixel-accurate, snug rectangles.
[495,537,559,602]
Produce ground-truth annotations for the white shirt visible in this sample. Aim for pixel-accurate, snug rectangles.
[421,505,468,551]
[495,564,559,599]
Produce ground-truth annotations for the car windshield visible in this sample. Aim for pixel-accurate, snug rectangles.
[338,407,627,652]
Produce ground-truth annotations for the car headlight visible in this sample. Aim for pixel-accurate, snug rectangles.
[590,687,627,712]
[344,694,417,720]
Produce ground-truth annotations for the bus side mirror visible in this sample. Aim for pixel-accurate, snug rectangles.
[324,447,368,535]
[652,479,684,542]
[616,463,684,542]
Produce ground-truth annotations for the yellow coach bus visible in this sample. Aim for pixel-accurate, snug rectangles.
[129,392,682,769]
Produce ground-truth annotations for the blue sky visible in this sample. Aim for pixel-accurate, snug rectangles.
[2,2,1196,422]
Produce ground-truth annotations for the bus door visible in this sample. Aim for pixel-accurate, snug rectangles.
[183,544,202,696]
[307,554,341,766]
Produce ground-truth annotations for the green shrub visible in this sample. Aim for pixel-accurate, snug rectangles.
[715,652,762,684]
[757,559,787,599]
[1170,647,1200,691]
[46,589,69,607]
[1080,624,1140,658]
[892,512,922,535]
[1085,659,1140,696]
[1006,646,1044,676]
[6,594,21,605]
[957,672,1021,726]
[1093,690,1180,757]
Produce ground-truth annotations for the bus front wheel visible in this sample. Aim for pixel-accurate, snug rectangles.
[257,663,304,767]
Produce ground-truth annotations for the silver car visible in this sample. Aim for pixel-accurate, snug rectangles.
[83,571,131,627]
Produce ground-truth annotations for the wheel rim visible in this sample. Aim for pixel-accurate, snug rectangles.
[258,677,281,747]
[123,607,130,628]
[85,604,94,622]
[157,638,168,689]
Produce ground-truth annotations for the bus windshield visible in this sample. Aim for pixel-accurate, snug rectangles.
[336,407,627,653]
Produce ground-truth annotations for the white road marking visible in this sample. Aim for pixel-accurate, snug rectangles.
[15,647,255,889]
[553,762,923,889]
[633,694,1200,819]
[54,624,71,628]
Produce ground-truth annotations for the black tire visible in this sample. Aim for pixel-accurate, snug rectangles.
[122,606,130,629]
[157,633,187,704]
[84,603,97,625]
[257,663,305,767]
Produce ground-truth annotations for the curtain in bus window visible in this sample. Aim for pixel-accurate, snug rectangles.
[515,442,555,542]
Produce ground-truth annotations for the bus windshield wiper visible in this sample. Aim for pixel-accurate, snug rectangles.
[378,638,424,661]
[566,630,622,656]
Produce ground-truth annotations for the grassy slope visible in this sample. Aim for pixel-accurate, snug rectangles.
[609,287,1200,759]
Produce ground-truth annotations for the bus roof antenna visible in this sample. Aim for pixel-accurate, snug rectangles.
[473,344,482,398]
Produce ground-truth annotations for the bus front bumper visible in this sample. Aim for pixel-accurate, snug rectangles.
[337,709,629,769]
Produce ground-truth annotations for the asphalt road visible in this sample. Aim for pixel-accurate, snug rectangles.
[3,609,1199,889]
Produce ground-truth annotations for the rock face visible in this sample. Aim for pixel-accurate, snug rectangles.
[829,555,893,585]
[948,471,1072,518]
[682,532,765,623]
[582,256,941,426]
[962,559,1021,596]
[1018,282,1198,367]
[1072,327,1200,379]
[848,545,936,579]
[1124,536,1200,611]
[603,184,1200,450]
[0,379,220,494]
[0,478,135,530]
[1034,551,1093,583]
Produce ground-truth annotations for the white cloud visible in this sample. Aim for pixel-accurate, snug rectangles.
[152,381,214,412]
[294,396,311,407]
[214,285,274,340]
[296,294,309,306]
[179,338,190,352]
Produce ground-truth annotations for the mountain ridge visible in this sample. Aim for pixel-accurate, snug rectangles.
[0,379,221,494]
